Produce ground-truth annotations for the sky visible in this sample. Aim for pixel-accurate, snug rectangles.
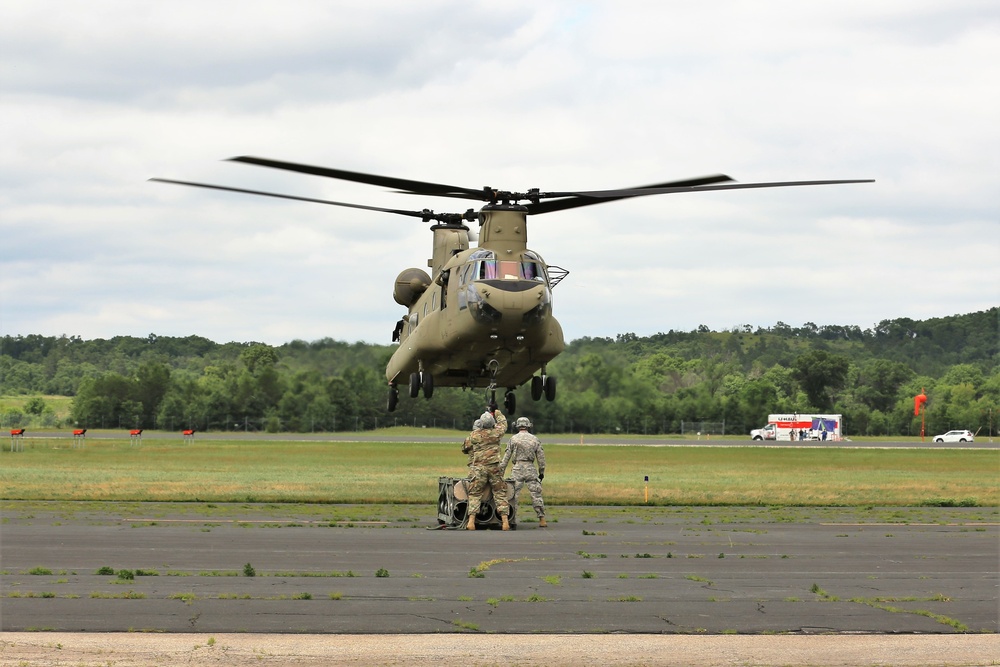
[2,1,998,347]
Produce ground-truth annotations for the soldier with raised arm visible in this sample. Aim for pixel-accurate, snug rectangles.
[464,409,510,531]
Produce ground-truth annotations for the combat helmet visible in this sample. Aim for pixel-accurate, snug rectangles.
[514,417,532,430]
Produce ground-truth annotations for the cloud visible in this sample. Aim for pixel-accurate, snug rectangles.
[1,1,997,347]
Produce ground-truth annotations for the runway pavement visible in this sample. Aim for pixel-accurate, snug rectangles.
[0,501,996,664]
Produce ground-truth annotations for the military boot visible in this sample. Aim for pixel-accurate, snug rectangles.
[466,517,475,530]
[538,517,547,528]
[501,515,510,531]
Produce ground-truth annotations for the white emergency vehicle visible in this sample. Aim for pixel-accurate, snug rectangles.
[750,414,842,441]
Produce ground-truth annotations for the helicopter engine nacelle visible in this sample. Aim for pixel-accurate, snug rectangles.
[393,268,431,307]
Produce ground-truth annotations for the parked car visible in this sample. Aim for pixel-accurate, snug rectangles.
[933,430,975,443]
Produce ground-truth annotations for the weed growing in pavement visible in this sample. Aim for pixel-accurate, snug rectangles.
[468,557,531,578]
[817,585,969,632]
[90,590,146,599]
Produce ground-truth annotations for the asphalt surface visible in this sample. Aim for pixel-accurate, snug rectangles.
[0,501,1000,667]
[0,501,997,664]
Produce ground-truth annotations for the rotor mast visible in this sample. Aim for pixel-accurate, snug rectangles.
[477,205,530,257]
[428,223,471,278]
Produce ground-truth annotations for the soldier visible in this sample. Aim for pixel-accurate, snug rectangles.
[500,416,547,528]
[464,409,510,531]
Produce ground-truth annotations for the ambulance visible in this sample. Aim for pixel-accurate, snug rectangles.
[750,414,842,441]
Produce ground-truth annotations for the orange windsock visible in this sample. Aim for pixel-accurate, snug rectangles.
[913,392,927,416]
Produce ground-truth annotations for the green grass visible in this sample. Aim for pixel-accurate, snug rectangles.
[0,395,74,420]
[0,438,995,506]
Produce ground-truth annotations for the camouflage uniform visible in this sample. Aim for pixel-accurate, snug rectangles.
[461,419,482,473]
[500,428,546,521]
[465,410,509,522]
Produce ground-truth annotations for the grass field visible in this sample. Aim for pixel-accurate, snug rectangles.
[2,436,996,507]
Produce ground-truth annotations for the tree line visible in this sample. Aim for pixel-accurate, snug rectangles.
[1,308,996,437]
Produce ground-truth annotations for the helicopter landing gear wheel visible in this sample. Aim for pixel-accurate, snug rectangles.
[407,371,434,399]
[504,391,516,414]
[531,376,544,401]
[387,385,399,412]
[544,375,557,402]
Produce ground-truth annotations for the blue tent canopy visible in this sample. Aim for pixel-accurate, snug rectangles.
[811,418,837,432]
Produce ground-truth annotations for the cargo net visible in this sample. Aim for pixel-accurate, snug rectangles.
[680,421,726,437]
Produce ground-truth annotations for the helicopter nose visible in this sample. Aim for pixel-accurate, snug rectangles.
[478,281,549,327]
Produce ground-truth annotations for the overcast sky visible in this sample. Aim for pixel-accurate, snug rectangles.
[2,1,997,347]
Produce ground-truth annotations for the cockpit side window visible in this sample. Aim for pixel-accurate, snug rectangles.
[466,249,497,281]
[522,251,548,283]
[522,261,546,282]
[481,260,497,280]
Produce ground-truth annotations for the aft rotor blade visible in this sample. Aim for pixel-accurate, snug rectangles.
[228,156,485,199]
[545,179,875,201]
[149,178,444,220]
[527,174,735,215]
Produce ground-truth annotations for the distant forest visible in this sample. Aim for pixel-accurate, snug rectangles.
[1,308,997,437]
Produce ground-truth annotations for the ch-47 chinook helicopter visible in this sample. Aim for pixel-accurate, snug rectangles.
[152,157,871,413]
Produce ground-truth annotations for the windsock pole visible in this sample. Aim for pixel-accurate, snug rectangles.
[914,389,928,442]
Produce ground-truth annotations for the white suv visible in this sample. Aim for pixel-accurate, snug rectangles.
[933,430,975,443]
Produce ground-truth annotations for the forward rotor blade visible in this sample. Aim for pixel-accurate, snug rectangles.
[149,178,446,220]
[526,174,735,215]
[228,156,485,199]
[545,179,875,201]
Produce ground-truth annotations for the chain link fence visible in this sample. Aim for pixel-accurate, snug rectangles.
[680,420,727,436]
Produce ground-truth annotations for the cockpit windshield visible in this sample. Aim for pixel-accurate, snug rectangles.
[465,249,548,283]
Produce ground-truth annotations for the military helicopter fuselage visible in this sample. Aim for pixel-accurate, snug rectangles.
[389,205,564,407]
[151,156,872,414]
